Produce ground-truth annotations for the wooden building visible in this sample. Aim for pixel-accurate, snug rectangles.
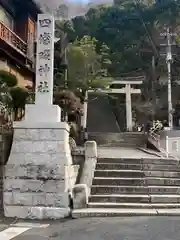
[0,0,41,88]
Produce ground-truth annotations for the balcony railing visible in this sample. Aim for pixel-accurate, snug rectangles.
[0,21,27,56]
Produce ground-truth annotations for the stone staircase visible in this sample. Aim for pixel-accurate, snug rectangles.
[73,156,180,217]
[87,95,120,133]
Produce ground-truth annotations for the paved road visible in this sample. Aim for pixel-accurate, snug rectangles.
[1,216,180,240]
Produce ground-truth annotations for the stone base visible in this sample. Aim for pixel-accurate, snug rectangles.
[25,104,61,123]
[4,206,70,219]
[4,121,74,219]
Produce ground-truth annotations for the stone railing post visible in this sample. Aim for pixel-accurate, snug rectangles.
[81,141,97,193]
[73,141,97,209]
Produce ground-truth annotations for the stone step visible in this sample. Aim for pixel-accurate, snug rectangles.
[94,170,143,178]
[98,158,178,165]
[98,143,142,147]
[72,208,180,218]
[98,158,142,164]
[94,170,180,178]
[143,164,180,171]
[96,163,142,170]
[88,202,180,209]
[91,185,180,195]
[96,163,180,171]
[89,194,180,203]
[93,177,180,186]
[89,194,150,203]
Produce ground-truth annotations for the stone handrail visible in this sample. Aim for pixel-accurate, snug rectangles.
[72,141,97,209]
[148,132,161,149]
[148,132,179,159]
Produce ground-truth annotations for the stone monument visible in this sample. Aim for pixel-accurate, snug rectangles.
[3,14,74,219]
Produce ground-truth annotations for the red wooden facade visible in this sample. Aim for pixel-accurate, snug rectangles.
[0,0,41,86]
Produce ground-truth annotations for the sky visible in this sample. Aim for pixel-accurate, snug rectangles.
[35,0,113,18]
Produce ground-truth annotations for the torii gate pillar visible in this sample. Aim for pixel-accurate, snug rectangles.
[126,84,133,131]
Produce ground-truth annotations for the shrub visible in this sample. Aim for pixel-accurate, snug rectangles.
[0,70,17,87]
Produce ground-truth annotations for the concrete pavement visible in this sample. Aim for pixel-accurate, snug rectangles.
[97,147,162,159]
[0,216,180,239]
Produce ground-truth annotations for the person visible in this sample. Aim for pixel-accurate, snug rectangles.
[163,120,169,128]
[84,128,88,142]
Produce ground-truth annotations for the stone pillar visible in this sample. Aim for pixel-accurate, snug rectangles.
[3,14,74,219]
[81,91,88,130]
[125,84,133,131]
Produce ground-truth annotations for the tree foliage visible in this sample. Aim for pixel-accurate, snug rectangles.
[54,0,180,122]
[67,36,111,95]
[62,1,180,76]
[54,89,83,116]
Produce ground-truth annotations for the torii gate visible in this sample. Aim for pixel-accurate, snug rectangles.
[88,78,143,131]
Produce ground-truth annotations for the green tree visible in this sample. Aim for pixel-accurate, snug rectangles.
[59,1,180,122]
[10,87,31,121]
[0,71,17,126]
[66,35,112,129]
[67,36,111,92]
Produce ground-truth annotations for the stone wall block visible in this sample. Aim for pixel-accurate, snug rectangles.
[45,193,69,207]
[26,165,39,179]
[9,153,69,165]
[11,141,66,154]
[4,192,13,205]
[38,165,64,180]
[8,153,53,165]
[33,194,46,206]
[12,141,69,154]
[12,192,33,205]
[43,180,65,193]
[43,207,69,219]
[4,165,66,180]
[25,129,40,141]
[4,165,27,178]
[4,179,24,191]
[13,129,27,141]
[4,205,30,218]
[29,207,44,219]
[45,153,72,165]
[4,179,44,192]
[4,205,69,219]
[39,129,65,141]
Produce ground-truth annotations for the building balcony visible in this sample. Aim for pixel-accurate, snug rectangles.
[0,21,34,62]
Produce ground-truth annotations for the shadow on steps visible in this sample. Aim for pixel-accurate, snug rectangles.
[87,95,120,133]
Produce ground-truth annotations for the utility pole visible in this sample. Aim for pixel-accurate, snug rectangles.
[160,27,177,128]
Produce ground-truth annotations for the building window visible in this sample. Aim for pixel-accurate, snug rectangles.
[0,5,14,30]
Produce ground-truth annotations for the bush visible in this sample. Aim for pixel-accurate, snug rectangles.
[69,122,78,139]
[54,89,82,114]
[69,137,77,151]
[0,70,17,87]
[10,87,29,109]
